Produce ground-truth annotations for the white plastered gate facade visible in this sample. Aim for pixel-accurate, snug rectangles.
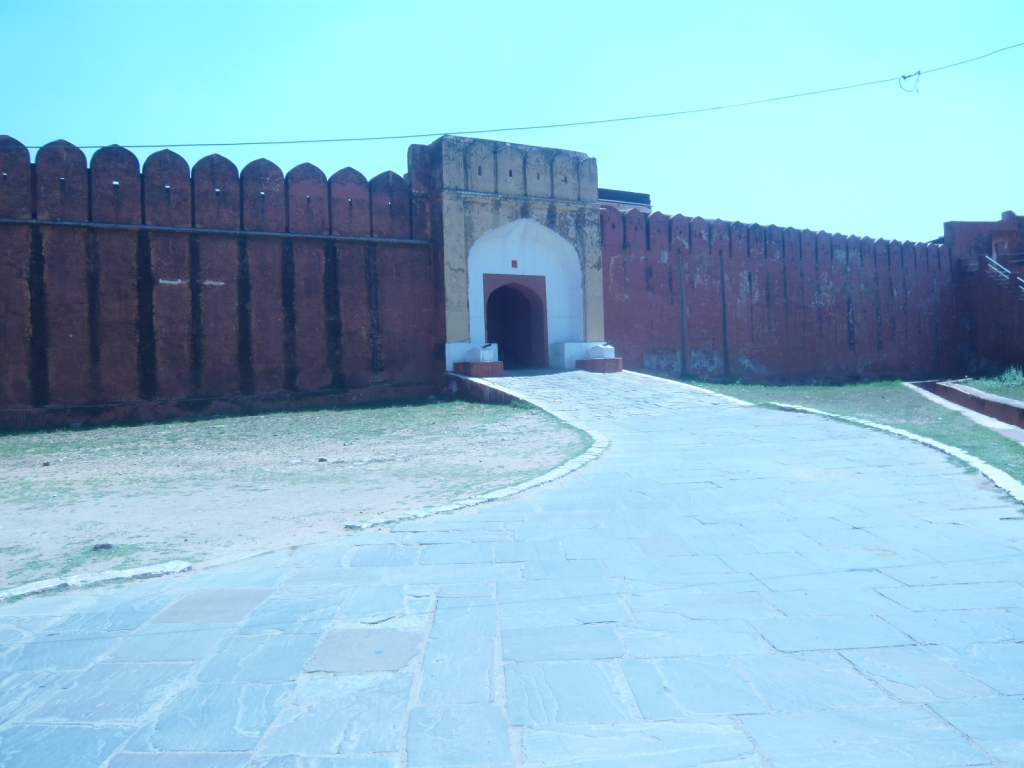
[422,135,612,371]
[466,219,585,366]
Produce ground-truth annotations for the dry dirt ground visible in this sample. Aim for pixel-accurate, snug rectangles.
[0,400,591,590]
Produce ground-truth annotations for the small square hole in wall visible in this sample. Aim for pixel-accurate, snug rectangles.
[511,260,518,268]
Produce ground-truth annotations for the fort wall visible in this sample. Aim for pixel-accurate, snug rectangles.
[601,206,962,383]
[2,132,1021,429]
[942,212,1024,376]
[958,270,1024,376]
[0,136,441,429]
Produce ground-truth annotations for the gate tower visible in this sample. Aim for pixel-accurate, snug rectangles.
[410,136,616,373]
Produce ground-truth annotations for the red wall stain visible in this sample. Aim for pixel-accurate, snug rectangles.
[143,149,193,400]
[0,136,33,408]
[602,205,967,384]
[287,163,330,391]
[192,154,240,397]
[36,140,91,405]
[90,145,141,402]
[241,158,286,394]
[330,168,373,389]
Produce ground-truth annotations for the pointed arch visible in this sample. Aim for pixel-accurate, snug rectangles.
[467,218,584,348]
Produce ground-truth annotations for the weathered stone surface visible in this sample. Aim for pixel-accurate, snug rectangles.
[259,674,411,756]
[617,617,765,657]
[750,615,914,652]
[930,641,1024,696]
[305,629,421,673]
[4,630,124,672]
[109,753,251,767]
[428,597,497,638]
[28,662,190,721]
[406,705,512,768]
[110,625,228,663]
[840,646,994,702]
[741,706,987,768]
[930,695,1024,763]
[1,371,1021,765]
[238,593,345,635]
[735,651,891,712]
[520,722,755,767]
[151,589,271,624]
[501,624,622,662]
[196,633,319,683]
[418,638,493,706]
[0,724,132,768]
[506,660,633,726]
[623,657,766,718]
[146,683,292,751]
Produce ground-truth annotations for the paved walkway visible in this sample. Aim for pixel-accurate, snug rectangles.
[2,371,1023,767]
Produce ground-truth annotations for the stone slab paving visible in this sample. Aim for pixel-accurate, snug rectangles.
[2,370,1023,767]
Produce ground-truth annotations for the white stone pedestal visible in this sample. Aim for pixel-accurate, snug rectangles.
[549,342,616,370]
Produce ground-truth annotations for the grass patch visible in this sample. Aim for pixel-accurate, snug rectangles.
[962,367,1024,402]
[57,543,146,577]
[0,398,592,589]
[695,379,1024,487]
[0,399,590,510]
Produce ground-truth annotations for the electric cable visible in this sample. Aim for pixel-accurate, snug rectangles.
[19,40,1024,151]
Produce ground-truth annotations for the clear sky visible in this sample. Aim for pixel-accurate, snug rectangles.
[2,1,1021,243]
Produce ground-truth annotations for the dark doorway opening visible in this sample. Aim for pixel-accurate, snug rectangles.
[485,282,547,369]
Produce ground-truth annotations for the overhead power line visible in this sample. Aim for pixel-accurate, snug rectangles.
[21,40,1024,151]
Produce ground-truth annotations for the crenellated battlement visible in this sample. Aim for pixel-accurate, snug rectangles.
[0,136,439,427]
[0,133,1019,428]
[600,205,958,382]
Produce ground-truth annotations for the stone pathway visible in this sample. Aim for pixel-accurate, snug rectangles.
[2,370,1023,767]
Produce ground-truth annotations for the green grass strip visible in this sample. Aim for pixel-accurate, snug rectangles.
[697,380,1024,489]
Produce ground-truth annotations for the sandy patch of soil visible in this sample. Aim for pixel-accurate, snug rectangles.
[0,400,590,589]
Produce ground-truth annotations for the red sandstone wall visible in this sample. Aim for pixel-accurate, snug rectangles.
[4,133,1014,421]
[0,139,33,408]
[959,271,1024,376]
[602,205,961,383]
[944,214,1021,268]
[941,213,1023,375]
[0,136,440,428]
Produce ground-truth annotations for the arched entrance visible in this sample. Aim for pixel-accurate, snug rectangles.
[485,282,547,369]
[446,216,611,372]
[466,218,583,352]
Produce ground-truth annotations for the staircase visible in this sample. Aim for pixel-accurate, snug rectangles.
[984,254,1024,302]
